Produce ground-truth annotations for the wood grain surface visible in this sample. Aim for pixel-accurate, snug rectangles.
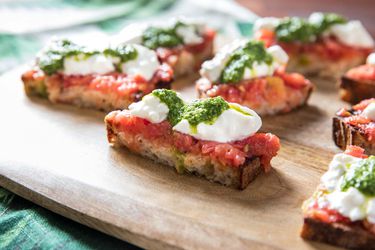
[0,65,349,249]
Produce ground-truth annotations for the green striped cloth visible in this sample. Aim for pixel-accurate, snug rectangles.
[0,0,256,249]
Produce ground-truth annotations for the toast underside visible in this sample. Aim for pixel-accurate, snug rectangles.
[301,217,375,250]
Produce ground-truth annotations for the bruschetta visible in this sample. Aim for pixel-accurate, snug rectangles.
[333,98,375,155]
[105,89,280,189]
[254,12,374,78]
[113,17,215,77]
[301,146,375,249]
[196,39,313,115]
[22,39,173,111]
[340,52,375,104]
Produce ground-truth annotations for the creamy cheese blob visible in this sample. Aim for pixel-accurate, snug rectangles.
[176,24,203,45]
[200,40,246,82]
[321,153,375,223]
[63,54,116,75]
[200,41,288,82]
[128,92,262,143]
[121,44,160,81]
[361,102,375,121]
[367,53,375,65]
[326,187,367,221]
[321,153,363,191]
[253,17,280,33]
[329,21,374,48]
[173,103,262,143]
[128,94,169,123]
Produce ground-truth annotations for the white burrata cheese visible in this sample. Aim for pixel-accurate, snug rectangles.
[63,54,116,75]
[253,17,280,32]
[367,53,375,65]
[128,94,169,123]
[200,40,246,82]
[321,153,363,191]
[326,187,367,221]
[121,44,160,81]
[173,103,262,143]
[176,25,203,45]
[321,153,375,223]
[200,42,288,82]
[361,102,375,121]
[329,21,374,48]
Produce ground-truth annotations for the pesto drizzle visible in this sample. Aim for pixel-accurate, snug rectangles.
[341,156,375,197]
[142,21,199,49]
[151,90,231,129]
[275,13,347,43]
[37,39,138,75]
[220,40,273,84]
[152,89,185,126]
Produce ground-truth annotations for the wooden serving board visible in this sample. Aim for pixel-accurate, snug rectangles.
[0,66,348,250]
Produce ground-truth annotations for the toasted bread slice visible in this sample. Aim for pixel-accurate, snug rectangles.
[287,53,367,79]
[161,36,214,77]
[301,217,375,250]
[105,109,280,189]
[22,67,173,112]
[333,116,375,155]
[340,76,375,104]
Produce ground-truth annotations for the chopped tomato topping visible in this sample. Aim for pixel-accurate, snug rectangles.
[336,108,351,117]
[308,201,351,224]
[110,111,280,170]
[344,115,371,126]
[254,29,275,48]
[276,71,309,89]
[346,64,375,82]
[353,98,375,111]
[256,30,371,61]
[344,145,368,159]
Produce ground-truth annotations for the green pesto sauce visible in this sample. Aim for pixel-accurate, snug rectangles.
[152,89,185,126]
[181,97,230,131]
[229,103,252,116]
[142,21,197,49]
[37,39,93,75]
[37,39,138,75]
[220,40,273,84]
[275,13,346,43]
[151,90,232,131]
[103,44,138,63]
[341,156,375,197]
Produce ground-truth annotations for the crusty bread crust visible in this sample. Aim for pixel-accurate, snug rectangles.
[105,113,263,189]
[333,116,375,155]
[287,53,366,79]
[301,217,375,250]
[340,76,375,104]
[166,41,214,78]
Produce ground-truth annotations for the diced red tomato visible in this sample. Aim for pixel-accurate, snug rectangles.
[353,98,375,111]
[276,71,309,89]
[336,108,351,117]
[346,64,375,82]
[110,111,280,170]
[344,145,368,159]
[344,115,371,126]
[308,201,351,224]
[254,29,276,48]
